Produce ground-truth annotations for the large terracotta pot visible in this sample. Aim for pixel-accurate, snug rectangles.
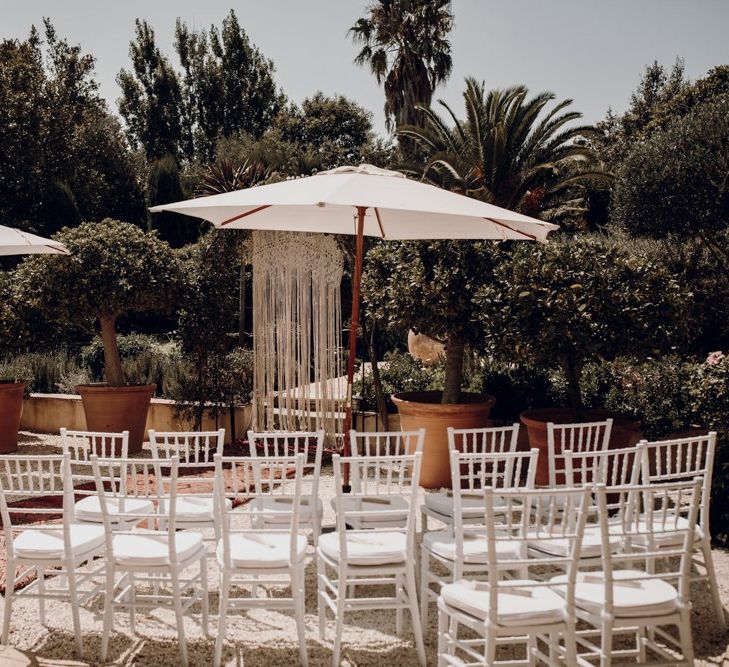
[520,407,642,486]
[0,381,27,454]
[77,384,156,454]
[392,391,496,489]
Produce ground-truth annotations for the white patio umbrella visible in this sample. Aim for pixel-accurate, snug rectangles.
[0,225,70,256]
[151,164,558,479]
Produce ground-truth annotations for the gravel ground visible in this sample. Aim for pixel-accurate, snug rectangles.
[2,431,729,666]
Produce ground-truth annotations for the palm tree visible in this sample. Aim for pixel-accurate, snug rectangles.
[349,0,453,133]
[399,77,611,223]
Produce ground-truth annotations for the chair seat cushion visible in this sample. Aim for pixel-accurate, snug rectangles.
[318,530,407,566]
[528,525,621,559]
[159,496,231,522]
[74,495,155,523]
[217,532,308,569]
[424,492,508,519]
[250,496,324,524]
[423,530,521,564]
[112,530,204,567]
[550,570,679,618]
[441,579,566,627]
[332,495,409,526]
[13,524,106,561]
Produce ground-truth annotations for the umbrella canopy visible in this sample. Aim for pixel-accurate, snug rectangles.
[150,164,558,241]
[0,225,70,256]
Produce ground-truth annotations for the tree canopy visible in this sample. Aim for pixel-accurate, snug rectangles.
[0,21,145,234]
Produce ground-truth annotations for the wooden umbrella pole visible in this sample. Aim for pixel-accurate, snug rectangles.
[342,206,366,491]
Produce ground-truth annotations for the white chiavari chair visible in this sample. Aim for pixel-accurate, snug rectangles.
[90,455,208,667]
[437,486,592,666]
[639,432,724,629]
[149,429,226,538]
[318,452,426,667]
[60,428,154,529]
[528,446,644,564]
[213,453,308,667]
[248,429,324,544]
[550,480,701,665]
[422,424,520,534]
[0,453,106,658]
[346,428,424,530]
[421,448,539,629]
[546,418,613,487]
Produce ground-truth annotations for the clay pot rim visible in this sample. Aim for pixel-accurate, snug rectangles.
[393,391,496,414]
[76,383,156,394]
[520,407,639,428]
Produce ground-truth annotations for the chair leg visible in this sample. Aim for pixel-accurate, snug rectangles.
[679,609,695,664]
[170,569,188,667]
[405,563,427,667]
[700,536,726,630]
[437,604,448,667]
[317,555,327,641]
[37,567,46,625]
[128,572,136,634]
[420,546,430,631]
[200,557,209,636]
[395,573,404,635]
[331,571,347,667]
[600,619,613,667]
[563,619,578,667]
[215,571,230,667]
[101,566,115,663]
[2,559,14,644]
[293,564,308,666]
[66,567,84,659]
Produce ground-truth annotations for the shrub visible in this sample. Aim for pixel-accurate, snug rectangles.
[354,351,445,412]
[80,333,156,379]
[478,235,690,412]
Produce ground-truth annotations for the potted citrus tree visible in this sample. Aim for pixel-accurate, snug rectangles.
[477,235,689,482]
[16,220,180,452]
[363,240,499,488]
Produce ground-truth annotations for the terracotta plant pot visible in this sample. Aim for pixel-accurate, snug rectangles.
[77,384,156,454]
[0,381,27,454]
[520,407,642,486]
[392,391,496,489]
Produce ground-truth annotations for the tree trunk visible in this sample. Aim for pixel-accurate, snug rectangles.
[362,318,389,430]
[442,340,465,404]
[99,315,125,387]
[562,356,583,415]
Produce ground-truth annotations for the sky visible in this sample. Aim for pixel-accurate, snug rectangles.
[1,0,728,137]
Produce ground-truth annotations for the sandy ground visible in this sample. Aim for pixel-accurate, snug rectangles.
[2,431,729,666]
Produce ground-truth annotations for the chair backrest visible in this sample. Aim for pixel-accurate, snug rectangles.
[60,428,129,495]
[248,430,324,505]
[447,423,520,455]
[350,429,425,457]
[331,452,422,554]
[90,455,178,560]
[546,419,613,487]
[639,433,716,530]
[214,453,305,568]
[474,485,591,622]
[0,454,74,562]
[595,479,702,611]
[563,445,642,488]
[149,429,225,466]
[450,448,538,495]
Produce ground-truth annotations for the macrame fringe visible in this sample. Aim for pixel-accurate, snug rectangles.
[250,231,344,443]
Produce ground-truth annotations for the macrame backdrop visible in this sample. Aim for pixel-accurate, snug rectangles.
[250,231,344,439]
